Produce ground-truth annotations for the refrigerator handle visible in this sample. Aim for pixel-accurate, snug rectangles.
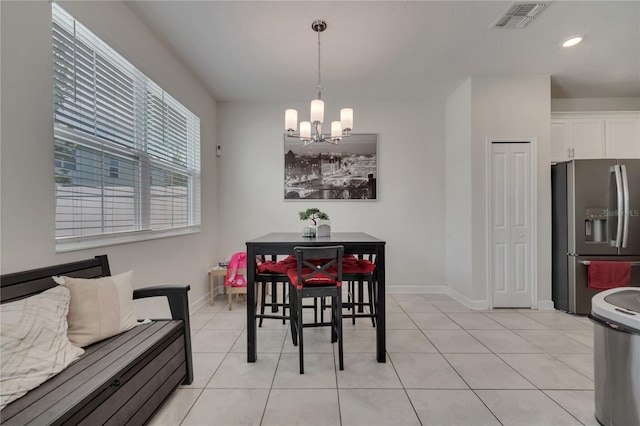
[612,165,623,248]
[621,164,630,248]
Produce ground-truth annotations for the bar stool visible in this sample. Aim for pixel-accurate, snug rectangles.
[343,254,377,326]
[288,245,344,374]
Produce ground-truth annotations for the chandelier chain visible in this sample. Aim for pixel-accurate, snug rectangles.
[317,28,322,99]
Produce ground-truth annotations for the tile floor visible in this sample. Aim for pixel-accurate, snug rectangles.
[149,294,598,426]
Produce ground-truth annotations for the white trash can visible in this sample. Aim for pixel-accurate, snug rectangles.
[591,288,640,426]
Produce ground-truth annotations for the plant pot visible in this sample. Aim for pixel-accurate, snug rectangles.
[302,226,316,237]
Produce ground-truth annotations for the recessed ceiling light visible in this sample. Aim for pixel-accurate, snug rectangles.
[561,36,583,48]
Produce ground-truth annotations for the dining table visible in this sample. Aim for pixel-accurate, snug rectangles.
[245,232,386,363]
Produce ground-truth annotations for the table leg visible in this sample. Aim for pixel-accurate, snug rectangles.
[246,246,257,362]
[210,272,214,305]
[376,246,386,362]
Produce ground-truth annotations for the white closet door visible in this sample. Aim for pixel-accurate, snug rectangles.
[491,143,532,307]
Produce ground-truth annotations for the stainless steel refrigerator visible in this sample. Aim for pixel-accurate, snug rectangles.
[552,159,640,314]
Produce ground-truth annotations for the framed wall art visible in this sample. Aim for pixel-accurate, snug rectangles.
[284,133,378,200]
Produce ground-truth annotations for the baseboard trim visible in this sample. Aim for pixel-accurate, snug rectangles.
[190,293,210,314]
[445,288,489,310]
[536,300,555,310]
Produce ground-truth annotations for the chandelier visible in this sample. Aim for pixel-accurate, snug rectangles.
[285,20,353,146]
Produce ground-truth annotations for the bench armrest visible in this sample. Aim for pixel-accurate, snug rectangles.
[133,284,193,385]
[133,284,191,322]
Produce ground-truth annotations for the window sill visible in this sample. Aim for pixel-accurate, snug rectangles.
[56,226,201,253]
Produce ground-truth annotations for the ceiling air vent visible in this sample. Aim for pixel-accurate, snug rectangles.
[492,2,549,29]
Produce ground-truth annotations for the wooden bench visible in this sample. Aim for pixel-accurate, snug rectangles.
[0,255,193,426]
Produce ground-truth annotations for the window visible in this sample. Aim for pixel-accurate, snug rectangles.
[52,4,200,248]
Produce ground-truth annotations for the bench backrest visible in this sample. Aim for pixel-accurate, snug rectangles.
[1,255,110,304]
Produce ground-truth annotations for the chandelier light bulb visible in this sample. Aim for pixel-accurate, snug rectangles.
[300,121,311,139]
[310,99,324,124]
[285,109,298,132]
[331,121,342,138]
[340,108,353,131]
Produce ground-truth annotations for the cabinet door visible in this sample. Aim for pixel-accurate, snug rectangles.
[570,119,605,159]
[605,118,640,159]
[551,120,570,162]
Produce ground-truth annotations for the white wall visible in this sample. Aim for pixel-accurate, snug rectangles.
[445,76,552,308]
[470,76,552,306]
[0,1,219,316]
[445,79,473,299]
[216,100,447,291]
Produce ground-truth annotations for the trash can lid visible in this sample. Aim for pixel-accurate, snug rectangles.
[592,288,640,331]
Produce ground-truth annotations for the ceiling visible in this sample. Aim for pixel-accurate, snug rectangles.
[125,1,640,103]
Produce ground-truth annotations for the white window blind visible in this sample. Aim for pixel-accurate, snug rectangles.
[52,4,200,247]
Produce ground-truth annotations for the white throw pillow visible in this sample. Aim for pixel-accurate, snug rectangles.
[0,286,84,410]
[57,271,138,347]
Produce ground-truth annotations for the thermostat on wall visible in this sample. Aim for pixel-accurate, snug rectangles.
[216,145,222,156]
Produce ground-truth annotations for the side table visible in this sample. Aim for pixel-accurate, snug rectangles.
[208,266,247,310]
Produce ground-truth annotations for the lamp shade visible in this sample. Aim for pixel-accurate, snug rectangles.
[300,121,311,139]
[331,121,341,138]
[285,109,298,131]
[340,108,353,130]
[310,99,324,123]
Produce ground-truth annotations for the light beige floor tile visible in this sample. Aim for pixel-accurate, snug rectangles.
[193,300,225,315]
[207,352,278,388]
[230,328,287,354]
[444,353,534,389]
[336,353,402,388]
[341,328,377,353]
[563,328,594,348]
[423,330,490,353]
[272,352,337,388]
[281,327,335,354]
[484,311,549,330]
[180,352,225,389]
[393,296,440,313]
[385,298,404,313]
[467,329,544,354]
[386,329,438,352]
[201,310,248,330]
[499,354,594,389]
[518,311,591,330]
[182,388,269,426]
[446,312,505,330]
[339,389,421,425]
[408,312,462,330]
[423,294,455,301]
[429,299,471,312]
[544,390,599,426]
[389,353,468,389]
[341,310,378,329]
[553,353,595,380]
[513,330,592,354]
[385,311,419,329]
[477,389,582,425]
[147,388,201,426]
[189,312,217,330]
[191,329,242,353]
[261,389,340,426]
[407,389,501,426]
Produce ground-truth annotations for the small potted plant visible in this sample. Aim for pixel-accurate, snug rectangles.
[299,208,330,237]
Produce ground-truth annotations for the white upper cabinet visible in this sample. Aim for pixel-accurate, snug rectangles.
[605,117,640,158]
[551,112,640,162]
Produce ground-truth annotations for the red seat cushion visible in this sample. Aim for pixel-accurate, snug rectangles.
[257,255,297,274]
[287,267,341,289]
[342,255,376,274]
